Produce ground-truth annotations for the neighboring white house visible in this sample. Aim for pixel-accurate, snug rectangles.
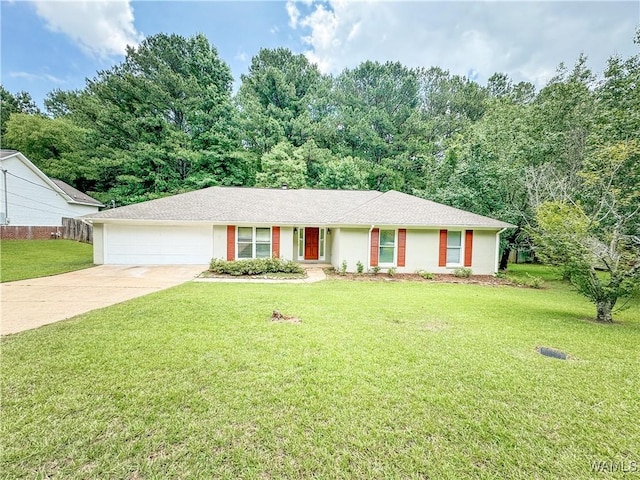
[83,186,514,275]
[0,150,102,226]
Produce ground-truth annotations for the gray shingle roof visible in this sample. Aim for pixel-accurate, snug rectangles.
[51,179,104,207]
[335,190,513,227]
[84,186,514,229]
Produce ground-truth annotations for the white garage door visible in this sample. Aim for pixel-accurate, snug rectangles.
[105,224,213,265]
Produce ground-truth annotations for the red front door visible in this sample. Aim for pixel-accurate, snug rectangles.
[304,227,319,260]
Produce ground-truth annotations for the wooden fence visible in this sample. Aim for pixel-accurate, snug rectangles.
[62,217,93,244]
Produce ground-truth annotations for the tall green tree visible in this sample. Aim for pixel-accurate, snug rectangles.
[0,86,40,136]
[532,199,639,322]
[3,113,94,190]
[585,49,640,228]
[332,61,423,191]
[236,48,327,156]
[316,156,369,190]
[413,70,527,267]
[411,67,492,201]
[255,141,307,189]
[529,39,640,321]
[57,33,245,204]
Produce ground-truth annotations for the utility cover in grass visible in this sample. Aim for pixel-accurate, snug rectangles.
[537,346,568,360]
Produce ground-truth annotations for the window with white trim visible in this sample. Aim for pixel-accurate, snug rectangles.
[237,227,271,259]
[379,229,396,265]
[446,231,462,265]
[298,228,304,258]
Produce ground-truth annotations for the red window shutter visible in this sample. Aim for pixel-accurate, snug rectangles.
[398,229,406,267]
[438,229,448,267]
[227,225,235,260]
[370,228,380,267]
[464,230,473,267]
[272,227,280,258]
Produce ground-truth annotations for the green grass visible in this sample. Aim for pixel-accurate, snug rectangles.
[2,278,639,478]
[0,239,93,282]
[506,263,565,283]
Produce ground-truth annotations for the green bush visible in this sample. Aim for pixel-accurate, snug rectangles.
[416,270,434,280]
[339,260,348,275]
[370,265,381,275]
[387,267,397,277]
[453,267,472,278]
[356,261,364,274]
[209,258,304,276]
[525,273,544,289]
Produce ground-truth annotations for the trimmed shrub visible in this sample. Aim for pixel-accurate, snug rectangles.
[453,267,472,278]
[416,270,434,280]
[387,267,397,277]
[339,260,348,275]
[209,258,304,276]
[356,261,364,274]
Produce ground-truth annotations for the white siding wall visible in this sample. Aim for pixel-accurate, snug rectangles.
[279,227,294,260]
[333,228,369,272]
[404,229,438,272]
[330,228,341,267]
[332,227,500,275]
[324,229,333,264]
[212,225,228,260]
[92,222,500,271]
[470,230,498,274]
[406,229,498,275]
[93,223,104,264]
[1,156,99,226]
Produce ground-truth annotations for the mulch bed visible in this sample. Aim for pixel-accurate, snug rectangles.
[324,270,517,286]
[198,271,306,280]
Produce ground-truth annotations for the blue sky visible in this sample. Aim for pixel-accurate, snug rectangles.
[1,1,639,109]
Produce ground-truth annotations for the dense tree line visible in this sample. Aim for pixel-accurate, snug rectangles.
[2,32,638,320]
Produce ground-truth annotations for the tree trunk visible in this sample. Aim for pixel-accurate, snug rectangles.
[596,299,614,323]
[499,244,511,271]
[499,227,520,271]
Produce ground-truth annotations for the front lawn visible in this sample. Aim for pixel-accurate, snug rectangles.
[0,239,93,282]
[1,280,639,478]
[506,262,565,283]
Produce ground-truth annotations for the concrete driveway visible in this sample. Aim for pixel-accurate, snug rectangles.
[1,265,207,335]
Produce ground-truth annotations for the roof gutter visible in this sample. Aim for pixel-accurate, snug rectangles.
[67,199,105,207]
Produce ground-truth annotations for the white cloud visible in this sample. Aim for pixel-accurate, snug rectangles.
[9,71,66,84]
[346,21,361,42]
[299,2,343,72]
[286,0,300,29]
[290,1,639,87]
[31,0,142,58]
